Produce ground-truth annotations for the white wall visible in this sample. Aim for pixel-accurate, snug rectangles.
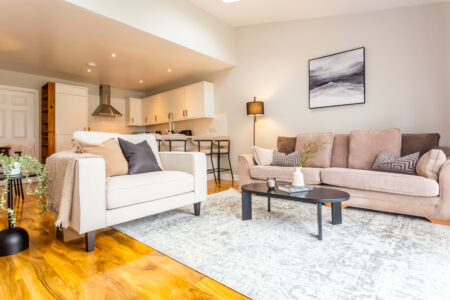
[66,0,236,65]
[199,3,449,171]
[0,68,145,134]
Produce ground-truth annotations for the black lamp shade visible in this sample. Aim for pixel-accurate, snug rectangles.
[247,101,264,116]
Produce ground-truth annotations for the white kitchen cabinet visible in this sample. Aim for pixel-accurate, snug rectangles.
[41,82,89,161]
[183,81,214,120]
[126,97,144,126]
[55,83,88,135]
[142,95,159,125]
[54,83,88,152]
[129,81,215,127]
[165,87,185,121]
[142,98,151,125]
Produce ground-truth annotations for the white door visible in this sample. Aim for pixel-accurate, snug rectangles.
[0,87,36,157]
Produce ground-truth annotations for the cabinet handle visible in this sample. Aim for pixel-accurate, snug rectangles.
[155,116,157,122]
[145,117,147,123]
[185,109,188,117]
[131,117,134,124]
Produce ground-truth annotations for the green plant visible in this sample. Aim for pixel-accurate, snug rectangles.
[0,154,48,226]
[297,142,326,167]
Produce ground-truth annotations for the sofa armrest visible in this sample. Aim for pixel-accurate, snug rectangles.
[432,159,450,220]
[159,152,207,203]
[70,158,107,234]
[238,154,256,188]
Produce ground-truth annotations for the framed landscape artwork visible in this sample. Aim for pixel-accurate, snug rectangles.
[309,47,365,109]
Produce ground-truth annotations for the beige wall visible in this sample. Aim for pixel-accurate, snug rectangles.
[202,3,449,171]
[0,68,145,134]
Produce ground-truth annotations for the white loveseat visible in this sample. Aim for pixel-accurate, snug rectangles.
[61,131,207,251]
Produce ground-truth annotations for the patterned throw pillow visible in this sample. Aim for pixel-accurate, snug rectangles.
[271,150,300,167]
[372,151,419,175]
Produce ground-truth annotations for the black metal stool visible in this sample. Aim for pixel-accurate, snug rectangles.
[162,134,187,152]
[213,136,234,184]
[192,136,217,184]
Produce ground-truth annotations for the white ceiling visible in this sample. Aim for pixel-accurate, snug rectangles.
[189,0,450,26]
[0,0,232,91]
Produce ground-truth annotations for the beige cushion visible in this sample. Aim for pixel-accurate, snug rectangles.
[253,146,273,166]
[348,128,401,170]
[416,149,447,181]
[321,168,439,197]
[106,170,194,209]
[250,166,322,185]
[331,134,349,168]
[295,132,334,168]
[76,138,128,178]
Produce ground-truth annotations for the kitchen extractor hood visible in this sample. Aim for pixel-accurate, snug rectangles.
[92,85,122,117]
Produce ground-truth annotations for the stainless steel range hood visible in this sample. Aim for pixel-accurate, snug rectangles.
[92,85,122,117]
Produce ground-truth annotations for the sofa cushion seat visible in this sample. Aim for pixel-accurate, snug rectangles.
[250,166,322,185]
[321,168,439,197]
[106,171,194,209]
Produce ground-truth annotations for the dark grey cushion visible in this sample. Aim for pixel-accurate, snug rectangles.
[118,138,162,175]
[372,151,419,175]
[271,150,300,167]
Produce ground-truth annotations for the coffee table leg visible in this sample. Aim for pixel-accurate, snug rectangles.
[331,202,342,225]
[242,191,252,220]
[268,196,271,212]
[317,202,322,241]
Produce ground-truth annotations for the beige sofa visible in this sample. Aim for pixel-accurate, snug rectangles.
[238,130,450,222]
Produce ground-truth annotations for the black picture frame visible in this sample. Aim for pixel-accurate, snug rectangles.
[309,47,366,109]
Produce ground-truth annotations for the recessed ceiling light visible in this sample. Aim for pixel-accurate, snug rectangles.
[221,0,240,3]
[87,69,92,72]
[87,62,96,67]
[139,80,143,83]
[111,53,116,58]
[168,68,172,73]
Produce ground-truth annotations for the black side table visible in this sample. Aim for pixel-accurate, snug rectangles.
[0,174,31,257]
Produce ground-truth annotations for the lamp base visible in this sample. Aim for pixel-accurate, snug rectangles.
[0,226,29,257]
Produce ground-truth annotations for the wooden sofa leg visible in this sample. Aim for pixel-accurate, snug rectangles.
[428,219,450,226]
[194,203,201,216]
[85,231,96,252]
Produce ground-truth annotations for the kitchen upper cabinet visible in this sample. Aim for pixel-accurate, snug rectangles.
[126,97,144,126]
[166,87,185,121]
[128,81,215,127]
[183,81,214,120]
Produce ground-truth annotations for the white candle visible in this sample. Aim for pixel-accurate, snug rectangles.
[267,177,276,189]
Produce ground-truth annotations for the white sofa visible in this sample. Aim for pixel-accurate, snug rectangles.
[62,131,207,251]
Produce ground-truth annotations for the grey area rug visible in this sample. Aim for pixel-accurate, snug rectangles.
[114,189,450,300]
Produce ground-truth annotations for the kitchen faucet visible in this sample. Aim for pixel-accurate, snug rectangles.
[167,112,174,133]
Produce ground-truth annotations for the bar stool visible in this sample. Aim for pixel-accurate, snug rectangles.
[162,134,187,152]
[191,135,217,184]
[213,136,234,184]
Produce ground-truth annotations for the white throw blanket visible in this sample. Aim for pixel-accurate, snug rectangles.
[45,151,100,228]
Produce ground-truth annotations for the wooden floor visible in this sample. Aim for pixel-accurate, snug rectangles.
[0,180,246,300]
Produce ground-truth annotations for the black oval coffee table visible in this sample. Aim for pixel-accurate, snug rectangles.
[241,183,350,240]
